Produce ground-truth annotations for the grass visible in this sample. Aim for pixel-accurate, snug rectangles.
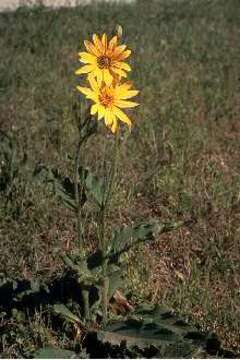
[0,0,240,356]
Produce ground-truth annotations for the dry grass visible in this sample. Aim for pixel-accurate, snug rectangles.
[0,0,240,355]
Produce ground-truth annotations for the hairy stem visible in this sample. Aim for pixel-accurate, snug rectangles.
[75,138,84,253]
[100,134,120,323]
[82,287,90,320]
[74,127,90,320]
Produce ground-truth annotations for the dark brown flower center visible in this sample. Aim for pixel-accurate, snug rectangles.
[97,55,111,69]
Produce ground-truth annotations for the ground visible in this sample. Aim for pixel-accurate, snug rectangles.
[0,0,240,357]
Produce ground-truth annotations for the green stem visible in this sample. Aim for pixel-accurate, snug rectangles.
[75,138,84,253]
[102,276,109,324]
[82,287,90,321]
[104,133,120,211]
[100,134,120,323]
[75,132,90,320]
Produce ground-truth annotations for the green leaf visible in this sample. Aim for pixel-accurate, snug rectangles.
[34,165,108,210]
[97,303,210,356]
[98,319,180,349]
[34,346,76,359]
[109,220,184,262]
[53,304,82,326]
[111,223,154,254]
[85,172,106,208]
[133,304,197,337]
[53,175,77,210]
[63,254,102,286]
[34,166,86,210]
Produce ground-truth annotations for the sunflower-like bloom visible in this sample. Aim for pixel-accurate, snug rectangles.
[77,78,139,133]
[75,33,132,85]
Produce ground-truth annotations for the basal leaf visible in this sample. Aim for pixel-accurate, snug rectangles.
[97,303,211,357]
[98,319,180,349]
[34,346,76,359]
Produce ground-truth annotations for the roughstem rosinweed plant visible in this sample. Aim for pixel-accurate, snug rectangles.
[75,27,139,323]
[36,26,184,330]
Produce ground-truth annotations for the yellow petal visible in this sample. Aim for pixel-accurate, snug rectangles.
[117,81,133,92]
[103,69,113,85]
[97,104,106,120]
[101,33,108,53]
[111,118,119,133]
[84,40,100,56]
[114,61,131,72]
[108,35,118,50]
[88,74,99,92]
[113,106,132,128]
[75,64,95,75]
[113,44,127,57]
[104,110,114,127]
[91,104,98,115]
[116,88,139,99]
[79,52,96,64]
[93,34,104,53]
[96,69,103,86]
[115,100,139,108]
[112,67,127,78]
[76,85,92,97]
[118,49,131,60]
[76,86,98,101]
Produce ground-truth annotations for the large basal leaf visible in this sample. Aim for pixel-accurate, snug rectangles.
[98,318,180,349]
[34,346,76,359]
[109,220,184,261]
[132,304,197,338]
[97,304,214,357]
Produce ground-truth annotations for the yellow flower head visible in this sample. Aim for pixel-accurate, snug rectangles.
[77,78,139,133]
[75,33,132,85]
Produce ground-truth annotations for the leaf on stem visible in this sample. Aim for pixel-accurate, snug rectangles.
[109,220,185,262]
[34,165,87,210]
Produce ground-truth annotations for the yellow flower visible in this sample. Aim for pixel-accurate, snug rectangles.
[75,33,132,85]
[77,78,139,133]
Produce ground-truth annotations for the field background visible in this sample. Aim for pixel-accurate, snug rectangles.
[0,0,135,12]
[0,0,240,356]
